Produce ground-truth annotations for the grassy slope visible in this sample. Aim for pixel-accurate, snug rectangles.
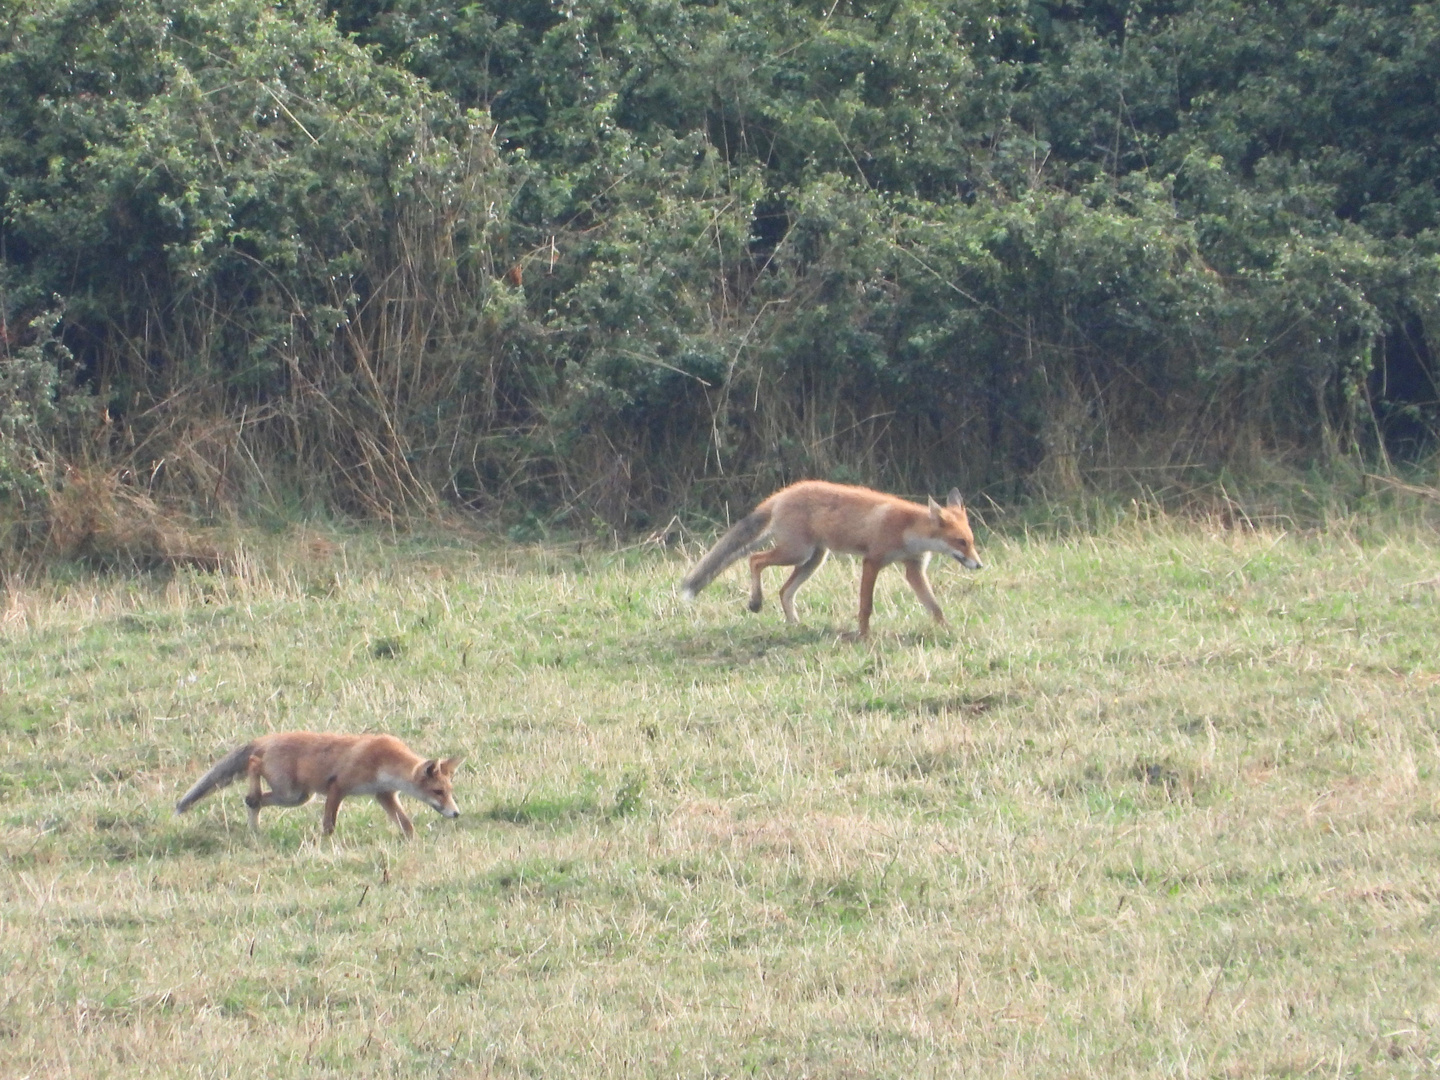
[2,515,1439,1078]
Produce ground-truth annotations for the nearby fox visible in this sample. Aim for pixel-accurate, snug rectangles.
[175,732,462,839]
[680,480,983,637]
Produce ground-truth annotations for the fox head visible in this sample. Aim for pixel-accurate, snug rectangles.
[926,489,983,570]
[413,756,463,818]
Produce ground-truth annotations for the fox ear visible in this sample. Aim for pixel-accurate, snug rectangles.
[440,756,462,776]
[928,496,942,521]
[947,488,964,510]
[422,759,438,779]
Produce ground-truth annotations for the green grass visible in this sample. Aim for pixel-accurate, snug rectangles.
[3,515,1440,1077]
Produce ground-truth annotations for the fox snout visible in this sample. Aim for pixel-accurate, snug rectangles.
[953,551,983,570]
[422,792,460,818]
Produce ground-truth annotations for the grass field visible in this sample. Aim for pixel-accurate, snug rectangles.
[3,509,1439,1077]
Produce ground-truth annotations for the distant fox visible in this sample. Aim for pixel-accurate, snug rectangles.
[681,480,983,637]
[175,732,461,839]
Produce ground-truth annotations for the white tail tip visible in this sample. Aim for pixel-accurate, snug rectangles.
[679,586,696,602]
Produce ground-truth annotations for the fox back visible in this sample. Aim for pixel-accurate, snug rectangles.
[261,732,461,814]
[765,481,982,568]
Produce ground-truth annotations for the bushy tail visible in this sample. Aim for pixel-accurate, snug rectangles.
[175,742,257,813]
[680,507,773,599]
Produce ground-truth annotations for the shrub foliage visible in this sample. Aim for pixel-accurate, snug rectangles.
[2,0,1438,533]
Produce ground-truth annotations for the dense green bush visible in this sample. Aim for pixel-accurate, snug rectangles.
[2,0,1437,534]
[0,307,81,502]
[1,0,518,518]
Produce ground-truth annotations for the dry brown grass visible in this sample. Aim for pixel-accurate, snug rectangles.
[41,465,232,570]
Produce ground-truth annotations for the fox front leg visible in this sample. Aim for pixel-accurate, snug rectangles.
[375,791,415,840]
[902,556,947,625]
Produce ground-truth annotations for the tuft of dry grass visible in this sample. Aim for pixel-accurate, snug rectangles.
[42,465,232,571]
[2,513,1439,1077]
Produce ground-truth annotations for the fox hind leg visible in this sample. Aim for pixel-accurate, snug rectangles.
[855,557,884,638]
[748,543,823,621]
[245,754,313,830]
[746,549,770,612]
[245,754,266,830]
[322,782,347,836]
[778,548,828,624]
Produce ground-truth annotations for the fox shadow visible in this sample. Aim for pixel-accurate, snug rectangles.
[621,621,838,668]
[619,612,967,669]
[62,819,251,864]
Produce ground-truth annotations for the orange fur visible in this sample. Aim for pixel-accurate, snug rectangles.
[176,732,461,839]
[681,480,983,637]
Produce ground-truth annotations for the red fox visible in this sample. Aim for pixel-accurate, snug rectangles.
[680,480,983,637]
[175,732,461,839]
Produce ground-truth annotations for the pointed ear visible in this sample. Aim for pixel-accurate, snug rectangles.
[928,496,942,522]
[947,488,964,510]
[422,759,438,779]
[440,756,462,776]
